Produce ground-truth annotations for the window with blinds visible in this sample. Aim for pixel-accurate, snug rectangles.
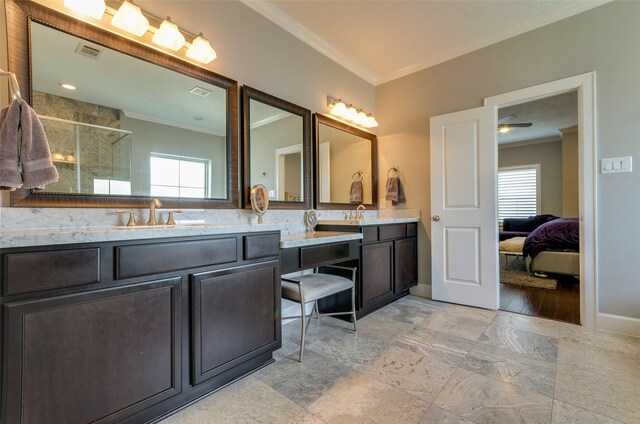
[498,165,540,220]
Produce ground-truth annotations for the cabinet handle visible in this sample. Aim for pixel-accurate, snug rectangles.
[432,215,440,222]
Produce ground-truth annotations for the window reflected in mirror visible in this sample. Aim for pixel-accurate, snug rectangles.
[31,22,228,199]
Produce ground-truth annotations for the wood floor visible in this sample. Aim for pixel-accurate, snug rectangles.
[500,275,580,324]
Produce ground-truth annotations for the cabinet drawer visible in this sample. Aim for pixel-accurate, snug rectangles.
[3,248,100,295]
[362,226,378,243]
[407,222,418,237]
[116,238,237,279]
[379,224,406,240]
[244,233,280,260]
[300,242,350,268]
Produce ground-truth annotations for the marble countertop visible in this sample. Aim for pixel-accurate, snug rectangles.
[317,217,420,226]
[0,222,290,249]
[279,231,363,249]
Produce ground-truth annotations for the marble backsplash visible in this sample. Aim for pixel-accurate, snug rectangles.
[0,206,421,235]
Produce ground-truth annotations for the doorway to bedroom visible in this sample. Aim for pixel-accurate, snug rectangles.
[496,91,581,324]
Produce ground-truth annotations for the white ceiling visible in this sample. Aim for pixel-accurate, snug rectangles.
[242,0,610,85]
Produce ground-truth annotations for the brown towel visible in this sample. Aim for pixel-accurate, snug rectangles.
[0,100,23,190]
[18,99,58,189]
[349,180,363,204]
[253,186,266,209]
[385,176,406,206]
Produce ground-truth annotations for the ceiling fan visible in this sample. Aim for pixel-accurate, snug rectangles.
[498,114,532,133]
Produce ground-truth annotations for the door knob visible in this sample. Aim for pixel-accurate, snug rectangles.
[432,215,440,222]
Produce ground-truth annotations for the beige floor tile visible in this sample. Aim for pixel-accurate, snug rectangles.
[479,324,559,362]
[420,308,491,341]
[461,342,556,396]
[418,405,475,424]
[360,345,457,402]
[551,400,624,424]
[158,377,304,424]
[355,311,418,343]
[434,368,553,424]
[395,326,477,366]
[286,410,328,424]
[557,339,640,385]
[307,371,429,424]
[304,327,390,369]
[555,364,640,424]
[560,325,640,357]
[493,311,566,338]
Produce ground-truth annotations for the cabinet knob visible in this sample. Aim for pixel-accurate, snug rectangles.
[432,215,440,222]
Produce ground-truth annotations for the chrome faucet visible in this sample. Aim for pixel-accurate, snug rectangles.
[356,204,366,220]
[147,198,162,226]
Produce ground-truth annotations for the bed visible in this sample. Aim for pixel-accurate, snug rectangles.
[522,218,580,277]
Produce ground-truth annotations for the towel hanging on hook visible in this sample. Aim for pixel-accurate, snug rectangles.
[387,166,399,177]
[0,69,22,101]
[351,170,363,181]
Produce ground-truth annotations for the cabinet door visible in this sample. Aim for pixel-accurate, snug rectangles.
[395,237,418,293]
[361,242,394,307]
[191,261,280,385]
[3,278,182,424]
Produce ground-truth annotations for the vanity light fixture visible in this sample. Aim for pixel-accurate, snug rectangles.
[152,17,185,51]
[186,33,217,64]
[62,1,218,65]
[499,127,511,134]
[64,0,106,20]
[328,97,379,129]
[111,0,149,37]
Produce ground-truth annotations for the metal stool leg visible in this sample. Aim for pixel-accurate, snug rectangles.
[298,285,306,362]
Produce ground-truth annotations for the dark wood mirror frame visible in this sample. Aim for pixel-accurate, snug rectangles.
[5,0,239,209]
[241,86,312,210]
[314,114,378,210]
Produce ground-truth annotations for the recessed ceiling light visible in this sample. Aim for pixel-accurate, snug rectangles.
[499,127,510,134]
[59,83,77,90]
[193,116,204,121]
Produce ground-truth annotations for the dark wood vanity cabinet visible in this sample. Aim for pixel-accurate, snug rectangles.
[316,222,418,318]
[0,231,281,424]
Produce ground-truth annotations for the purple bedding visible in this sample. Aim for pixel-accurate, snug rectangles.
[523,218,579,259]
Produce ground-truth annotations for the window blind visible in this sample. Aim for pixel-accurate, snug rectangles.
[498,166,539,220]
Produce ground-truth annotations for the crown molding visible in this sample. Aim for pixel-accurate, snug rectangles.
[250,111,291,129]
[238,0,378,85]
[122,110,225,137]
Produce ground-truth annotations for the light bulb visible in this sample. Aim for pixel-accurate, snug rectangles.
[356,110,368,126]
[64,0,106,20]
[330,100,347,117]
[152,17,185,51]
[111,1,149,37]
[186,33,217,63]
[345,105,358,122]
[366,114,379,128]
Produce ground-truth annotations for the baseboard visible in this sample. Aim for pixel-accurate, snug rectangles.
[410,283,432,299]
[596,312,640,337]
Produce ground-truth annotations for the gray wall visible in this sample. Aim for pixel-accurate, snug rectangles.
[498,140,563,217]
[377,1,640,319]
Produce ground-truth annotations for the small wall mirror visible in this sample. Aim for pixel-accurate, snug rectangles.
[250,184,269,224]
[242,86,312,209]
[7,1,238,208]
[314,114,377,209]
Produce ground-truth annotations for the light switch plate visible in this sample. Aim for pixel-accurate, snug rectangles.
[600,156,632,174]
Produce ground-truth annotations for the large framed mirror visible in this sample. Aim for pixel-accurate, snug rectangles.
[6,0,238,208]
[242,86,312,209]
[314,114,377,209]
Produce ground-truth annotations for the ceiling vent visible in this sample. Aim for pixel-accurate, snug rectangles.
[75,43,103,60]
[189,86,212,97]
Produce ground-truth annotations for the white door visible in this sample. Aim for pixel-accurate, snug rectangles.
[430,106,499,309]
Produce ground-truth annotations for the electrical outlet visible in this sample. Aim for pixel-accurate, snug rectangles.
[600,156,632,174]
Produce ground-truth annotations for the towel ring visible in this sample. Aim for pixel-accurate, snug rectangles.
[352,170,363,181]
[0,69,22,101]
[387,166,399,177]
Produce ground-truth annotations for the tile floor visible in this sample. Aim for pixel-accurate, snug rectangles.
[160,296,640,424]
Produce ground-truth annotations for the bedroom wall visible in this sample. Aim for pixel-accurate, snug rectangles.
[377,0,640,321]
[561,127,580,217]
[498,139,563,217]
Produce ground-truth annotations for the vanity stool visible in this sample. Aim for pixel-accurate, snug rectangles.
[281,265,357,361]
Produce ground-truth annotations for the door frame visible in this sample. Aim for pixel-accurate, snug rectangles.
[484,72,597,329]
